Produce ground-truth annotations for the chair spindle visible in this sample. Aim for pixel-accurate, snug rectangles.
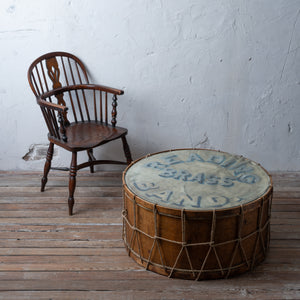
[93,90,97,121]
[105,92,108,124]
[111,94,117,127]
[100,91,103,122]
[40,62,49,93]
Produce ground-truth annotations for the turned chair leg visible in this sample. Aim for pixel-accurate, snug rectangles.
[41,142,54,192]
[87,149,95,173]
[122,136,133,164]
[68,152,77,216]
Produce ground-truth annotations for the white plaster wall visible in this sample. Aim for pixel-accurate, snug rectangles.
[0,0,299,171]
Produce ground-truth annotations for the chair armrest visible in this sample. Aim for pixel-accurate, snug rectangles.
[86,84,124,95]
[37,97,68,142]
[39,83,123,127]
[37,98,68,112]
[41,84,124,99]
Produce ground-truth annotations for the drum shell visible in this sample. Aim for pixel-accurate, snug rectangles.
[123,180,272,280]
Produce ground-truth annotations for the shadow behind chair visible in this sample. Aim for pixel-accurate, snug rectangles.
[28,52,132,215]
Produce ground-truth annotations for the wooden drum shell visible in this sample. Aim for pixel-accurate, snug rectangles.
[122,151,273,280]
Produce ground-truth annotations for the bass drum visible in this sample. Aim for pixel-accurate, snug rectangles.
[122,149,273,280]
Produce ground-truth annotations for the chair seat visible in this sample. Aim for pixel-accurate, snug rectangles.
[49,122,128,151]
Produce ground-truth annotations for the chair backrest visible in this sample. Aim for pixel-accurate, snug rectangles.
[28,51,89,97]
[28,52,123,135]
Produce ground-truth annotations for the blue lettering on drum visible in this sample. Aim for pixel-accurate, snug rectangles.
[207,155,226,165]
[145,190,173,203]
[220,158,237,168]
[187,153,205,162]
[158,169,238,188]
[209,196,230,208]
[205,175,221,185]
[138,188,232,209]
[237,174,259,184]
[190,173,205,184]
[174,170,193,181]
[175,195,230,208]
[133,152,264,208]
[172,193,193,207]
[144,152,261,186]
[230,162,254,176]
[133,182,159,191]
[163,155,184,165]
[221,177,234,187]
[145,161,167,170]
[191,196,202,208]
[159,168,178,178]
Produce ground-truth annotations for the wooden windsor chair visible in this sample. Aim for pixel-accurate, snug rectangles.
[27,51,132,215]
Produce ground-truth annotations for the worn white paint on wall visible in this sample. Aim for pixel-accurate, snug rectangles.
[0,0,299,171]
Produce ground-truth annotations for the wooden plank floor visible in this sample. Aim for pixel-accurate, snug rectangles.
[0,170,299,299]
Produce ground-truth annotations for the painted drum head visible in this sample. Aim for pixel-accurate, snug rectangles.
[124,149,271,210]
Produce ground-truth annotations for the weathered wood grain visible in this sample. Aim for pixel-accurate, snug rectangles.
[0,171,298,300]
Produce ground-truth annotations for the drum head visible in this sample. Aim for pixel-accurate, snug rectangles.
[124,149,271,210]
